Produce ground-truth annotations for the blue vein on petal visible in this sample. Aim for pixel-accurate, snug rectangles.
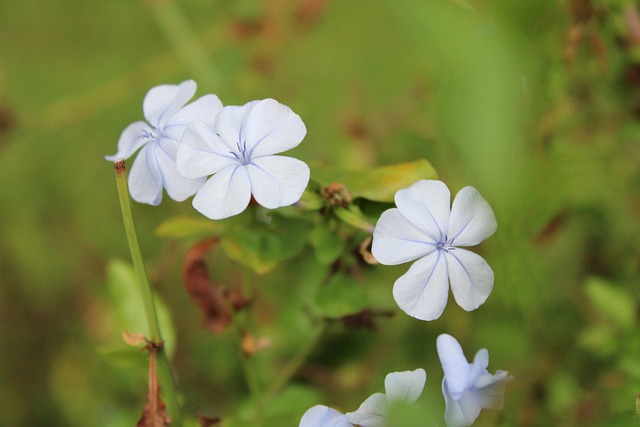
[410,251,442,314]
[447,250,481,297]
[447,209,482,246]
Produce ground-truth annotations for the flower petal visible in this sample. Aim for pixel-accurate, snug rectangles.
[394,180,451,243]
[299,405,352,427]
[246,155,310,209]
[446,248,494,312]
[436,334,471,401]
[128,145,163,206]
[345,393,387,427]
[392,251,449,321]
[143,80,196,129]
[105,121,151,161]
[442,380,481,427]
[447,186,497,247]
[384,368,426,405]
[244,98,307,158]
[153,144,205,201]
[469,349,489,385]
[473,371,513,410]
[215,102,260,152]
[372,208,436,265]
[192,165,252,219]
[165,94,223,138]
[177,122,240,179]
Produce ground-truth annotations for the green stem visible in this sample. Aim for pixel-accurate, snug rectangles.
[146,0,219,89]
[264,321,326,404]
[114,160,183,427]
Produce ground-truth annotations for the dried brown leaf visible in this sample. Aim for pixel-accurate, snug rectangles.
[183,238,232,334]
[122,331,148,347]
[137,347,170,427]
[241,331,271,355]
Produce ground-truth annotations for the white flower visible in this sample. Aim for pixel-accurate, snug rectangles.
[437,334,513,427]
[345,369,427,427]
[106,80,222,205]
[298,369,426,427]
[372,180,497,321]
[299,405,352,427]
[177,98,310,219]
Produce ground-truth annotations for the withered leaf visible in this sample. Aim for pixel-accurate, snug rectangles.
[122,331,148,347]
[137,346,170,427]
[183,238,232,334]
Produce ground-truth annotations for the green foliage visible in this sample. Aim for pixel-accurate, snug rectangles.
[311,159,438,202]
[105,259,177,357]
[315,274,370,319]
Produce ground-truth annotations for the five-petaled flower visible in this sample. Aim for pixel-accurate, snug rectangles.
[106,80,223,205]
[176,98,310,220]
[298,369,426,427]
[372,180,497,321]
[437,334,513,427]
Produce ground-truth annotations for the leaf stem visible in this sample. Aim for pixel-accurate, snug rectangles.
[114,160,183,427]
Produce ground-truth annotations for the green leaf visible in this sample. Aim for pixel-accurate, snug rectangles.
[309,222,346,265]
[221,215,312,274]
[310,159,437,202]
[105,259,177,357]
[155,215,224,239]
[584,277,635,330]
[316,274,369,318]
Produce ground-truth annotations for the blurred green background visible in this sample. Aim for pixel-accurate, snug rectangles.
[1,0,639,426]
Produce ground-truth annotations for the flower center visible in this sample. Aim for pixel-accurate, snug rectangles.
[231,140,251,165]
[141,128,160,141]
[436,235,455,253]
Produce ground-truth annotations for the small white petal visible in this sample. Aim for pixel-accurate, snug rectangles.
[244,99,307,158]
[299,405,352,427]
[372,209,436,265]
[446,248,494,312]
[469,349,490,384]
[442,380,481,427]
[437,334,471,401]
[128,145,163,206]
[105,121,151,161]
[215,102,260,153]
[153,145,205,201]
[165,94,223,138]
[143,80,196,129]
[346,393,387,427]
[177,122,239,178]
[395,180,451,243]
[246,156,310,209]
[472,371,513,410]
[384,368,426,405]
[192,166,252,219]
[392,251,450,321]
[447,186,497,247]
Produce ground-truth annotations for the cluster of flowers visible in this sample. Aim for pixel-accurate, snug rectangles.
[106,80,310,220]
[300,334,512,427]
[108,81,513,426]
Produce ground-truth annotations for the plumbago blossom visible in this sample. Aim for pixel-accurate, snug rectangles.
[372,180,497,321]
[177,98,310,219]
[437,334,513,427]
[106,80,222,205]
[299,369,426,427]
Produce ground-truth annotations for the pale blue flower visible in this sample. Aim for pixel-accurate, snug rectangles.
[437,334,513,427]
[177,98,310,219]
[372,180,497,321]
[346,368,427,427]
[106,80,223,205]
[299,405,352,427]
[299,369,426,427]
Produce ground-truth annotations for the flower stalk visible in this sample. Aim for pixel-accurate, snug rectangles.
[114,159,183,427]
